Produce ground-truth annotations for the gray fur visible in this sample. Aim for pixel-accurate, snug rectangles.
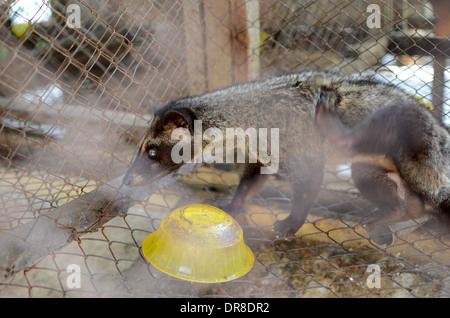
[125,70,447,236]
[154,70,415,168]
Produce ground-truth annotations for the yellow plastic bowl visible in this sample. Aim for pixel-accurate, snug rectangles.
[142,204,254,283]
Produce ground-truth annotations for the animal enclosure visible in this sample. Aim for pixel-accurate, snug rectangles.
[1,0,450,297]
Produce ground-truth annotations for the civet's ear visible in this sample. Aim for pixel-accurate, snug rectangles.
[149,100,164,114]
[162,109,195,133]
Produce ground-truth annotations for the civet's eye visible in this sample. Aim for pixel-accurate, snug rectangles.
[148,148,157,160]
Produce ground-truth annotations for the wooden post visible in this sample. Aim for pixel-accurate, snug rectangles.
[182,0,208,95]
[230,0,260,83]
[202,0,234,91]
[393,0,404,31]
[432,54,446,124]
[183,0,260,95]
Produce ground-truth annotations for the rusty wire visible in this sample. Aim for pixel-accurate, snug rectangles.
[0,0,449,298]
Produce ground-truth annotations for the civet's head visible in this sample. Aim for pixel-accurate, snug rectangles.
[122,100,196,187]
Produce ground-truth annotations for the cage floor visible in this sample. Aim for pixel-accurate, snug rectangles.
[1,165,450,298]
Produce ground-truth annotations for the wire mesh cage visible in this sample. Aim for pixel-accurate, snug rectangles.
[1,0,450,298]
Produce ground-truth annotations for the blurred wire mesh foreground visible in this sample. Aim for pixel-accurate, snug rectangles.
[0,0,450,297]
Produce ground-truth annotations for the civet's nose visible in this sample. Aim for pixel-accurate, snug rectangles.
[122,173,134,186]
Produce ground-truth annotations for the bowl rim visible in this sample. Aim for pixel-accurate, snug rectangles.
[142,231,255,283]
[141,204,255,283]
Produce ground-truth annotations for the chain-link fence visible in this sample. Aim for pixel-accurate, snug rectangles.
[0,0,449,298]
